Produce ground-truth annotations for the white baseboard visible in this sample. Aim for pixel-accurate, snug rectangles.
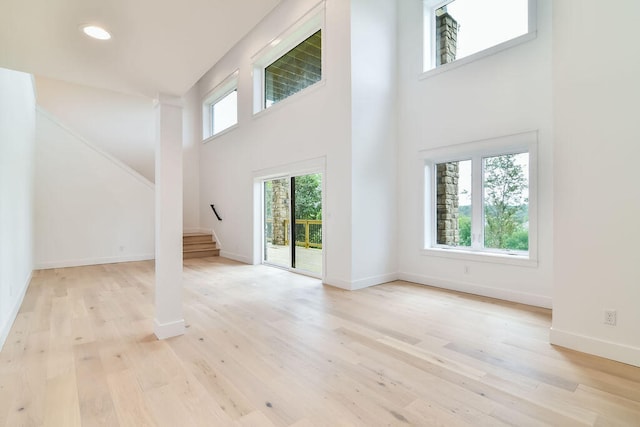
[324,273,399,291]
[35,254,154,270]
[550,327,640,368]
[153,318,185,340]
[398,272,552,309]
[323,276,351,290]
[0,270,32,351]
[220,251,251,264]
[350,272,399,290]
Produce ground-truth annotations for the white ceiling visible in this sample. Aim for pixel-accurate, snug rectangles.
[0,0,282,98]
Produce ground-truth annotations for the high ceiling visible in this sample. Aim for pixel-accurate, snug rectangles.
[0,0,282,97]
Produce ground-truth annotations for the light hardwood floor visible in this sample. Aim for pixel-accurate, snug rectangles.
[1,257,639,426]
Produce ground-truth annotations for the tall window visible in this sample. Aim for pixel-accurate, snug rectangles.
[423,0,534,72]
[425,132,536,259]
[202,71,238,140]
[265,30,322,108]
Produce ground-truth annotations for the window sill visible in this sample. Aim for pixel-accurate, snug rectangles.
[202,123,239,144]
[421,247,538,268]
[252,79,326,120]
[419,31,537,81]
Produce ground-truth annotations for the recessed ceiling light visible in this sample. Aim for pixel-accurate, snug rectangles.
[81,25,111,40]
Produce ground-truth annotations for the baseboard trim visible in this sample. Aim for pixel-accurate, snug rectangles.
[323,276,351,290]
[324,273,399,291]
[398,272,552,309]
[350,272,399,290]
[153,318,185,340]
[0,270,32,351]
[220,251,252,264]
[35,254,154,270]
[550,327,640,367]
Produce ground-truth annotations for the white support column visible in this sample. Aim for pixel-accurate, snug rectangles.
[153,94,185,340]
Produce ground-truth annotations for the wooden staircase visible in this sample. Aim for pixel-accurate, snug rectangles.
[183,233,219,259]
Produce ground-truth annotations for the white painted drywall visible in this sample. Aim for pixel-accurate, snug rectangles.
[192,0,355,285]
[181,88,201,233]
[350,0,398,287]
[35,77,155,181]
[396,0,554,307]
[34,109,154,268]
[551,0,640,366]
[154,95,185,340]
[0,68,35,350]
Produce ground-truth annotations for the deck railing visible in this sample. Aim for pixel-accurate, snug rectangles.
[265,219,322,249]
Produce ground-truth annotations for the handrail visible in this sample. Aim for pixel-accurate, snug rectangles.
[210,204,222,221]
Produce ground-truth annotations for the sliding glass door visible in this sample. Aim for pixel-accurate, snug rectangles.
[263,173,322,276]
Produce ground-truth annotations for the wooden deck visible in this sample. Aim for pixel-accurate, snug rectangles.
[265,244,322,275]
[1,257,639,426]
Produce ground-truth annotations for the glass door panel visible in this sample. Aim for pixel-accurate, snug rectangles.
[262,173,323,276]
[263,178,291,267]
[292,173,322,275]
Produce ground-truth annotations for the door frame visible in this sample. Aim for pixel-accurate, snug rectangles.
[252,157,326,280]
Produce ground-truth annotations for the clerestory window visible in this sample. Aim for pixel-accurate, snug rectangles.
[264,30,321,109]
[423,0,535,73]
[252,3,324,114]
[202,70,238,140]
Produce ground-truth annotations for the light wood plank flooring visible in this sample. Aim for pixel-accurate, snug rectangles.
[1,257,639,426]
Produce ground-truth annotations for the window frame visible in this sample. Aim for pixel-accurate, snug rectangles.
[251,2,325,115]
[421,0,537,78]
[202,70,239,142]
[421,131,538,266]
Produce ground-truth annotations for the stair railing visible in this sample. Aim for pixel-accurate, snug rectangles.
[208,204,223,249]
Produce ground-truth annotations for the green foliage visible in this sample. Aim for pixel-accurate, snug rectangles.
[294,174,322,220]
[458,214,472,246]
[483,154,529,251]
[504,230,529,251]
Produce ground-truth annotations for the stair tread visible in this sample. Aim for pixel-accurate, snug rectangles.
[183,247,217,253]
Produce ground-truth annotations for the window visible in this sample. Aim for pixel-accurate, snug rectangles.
[424,132,537,261]
[264,30,321,108]
[252,3,324,113]
[202,71,238,140]
[423,0,535,72]
[211,90,237,135]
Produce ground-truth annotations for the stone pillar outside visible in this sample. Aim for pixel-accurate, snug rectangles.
[437,162,459,245]
[436,8,459,66]
[271,178,289,246]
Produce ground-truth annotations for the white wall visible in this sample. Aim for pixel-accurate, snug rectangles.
[181,88,201,233]
[0,68,35,350]
[396,0,554,307]
[551,0,640,366]
[192,0,354,285]
[34,109,155,268]
[35,77,155,182]
[350,0,398,287]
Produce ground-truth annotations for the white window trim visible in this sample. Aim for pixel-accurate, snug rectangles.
[420,131,538,267]
[251,1,325,115]
[202,69,239,142]
[421,0,537,79]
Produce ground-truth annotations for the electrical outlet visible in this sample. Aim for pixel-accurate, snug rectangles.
[604,310,617,326]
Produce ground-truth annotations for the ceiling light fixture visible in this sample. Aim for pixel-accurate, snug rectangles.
[81,25,111,40]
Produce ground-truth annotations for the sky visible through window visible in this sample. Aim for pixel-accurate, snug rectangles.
[212,90,237,135]
[445,0,528,61]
